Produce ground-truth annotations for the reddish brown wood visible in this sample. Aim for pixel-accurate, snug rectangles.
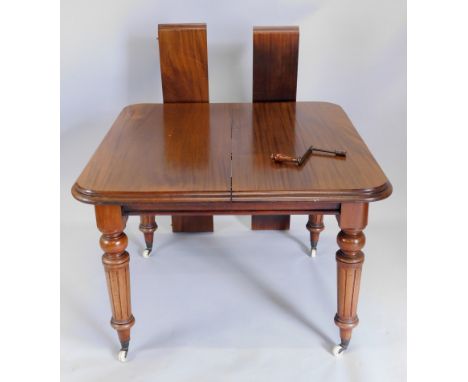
[72,102,391,205]
[123,201,341,215]
[253,26,299,102]
[306,214,325,252]
[158,23,214,233]
[335,202,368,350]
[230,102,391,202]
[172,215,214,232]
[95,205,135,353]
[251,26,299,231]
[158,23,209,103]
[139,214,157,252]
[251,215,290,230]
[73,103,232,203]
[171,216,213,233]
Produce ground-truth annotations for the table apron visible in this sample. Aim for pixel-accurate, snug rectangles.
[123,201,340,216]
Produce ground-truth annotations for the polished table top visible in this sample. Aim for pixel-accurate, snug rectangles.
[72,102,391,205]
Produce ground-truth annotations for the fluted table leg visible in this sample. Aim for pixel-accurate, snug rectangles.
[333,202,368,356]
[95,205,135,362]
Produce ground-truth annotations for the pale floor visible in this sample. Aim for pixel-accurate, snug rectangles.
[61,212,406,382]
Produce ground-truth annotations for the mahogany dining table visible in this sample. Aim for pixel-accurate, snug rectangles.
[72,101,392,361]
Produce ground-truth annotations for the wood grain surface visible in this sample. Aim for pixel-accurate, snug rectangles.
[251,26,299,230]
[231,102,391,202]
[158,23,213,231]
[158,24,209,103]
[72,102,391,205]
[253,26,299,102]
[73,103,231,203]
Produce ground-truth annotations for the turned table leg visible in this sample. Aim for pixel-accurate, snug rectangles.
[139,214,157,258]
[95,205,135,362]
[333,202,368,356]
[306,214,325,257]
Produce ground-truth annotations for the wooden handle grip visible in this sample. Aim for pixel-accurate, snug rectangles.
[271,153,300,164]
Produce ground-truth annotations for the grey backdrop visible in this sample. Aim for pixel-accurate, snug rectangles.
[61,0,406,380]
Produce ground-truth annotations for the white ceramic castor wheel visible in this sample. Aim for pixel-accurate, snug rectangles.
[310,248,317,258]
[142,248,152,258]
[332,344,346,357]
[118,349,128,362]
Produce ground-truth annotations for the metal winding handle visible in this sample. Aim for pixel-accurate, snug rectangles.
[311,147,347,157]
[334,150,347,157]
[271,146,347,166]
